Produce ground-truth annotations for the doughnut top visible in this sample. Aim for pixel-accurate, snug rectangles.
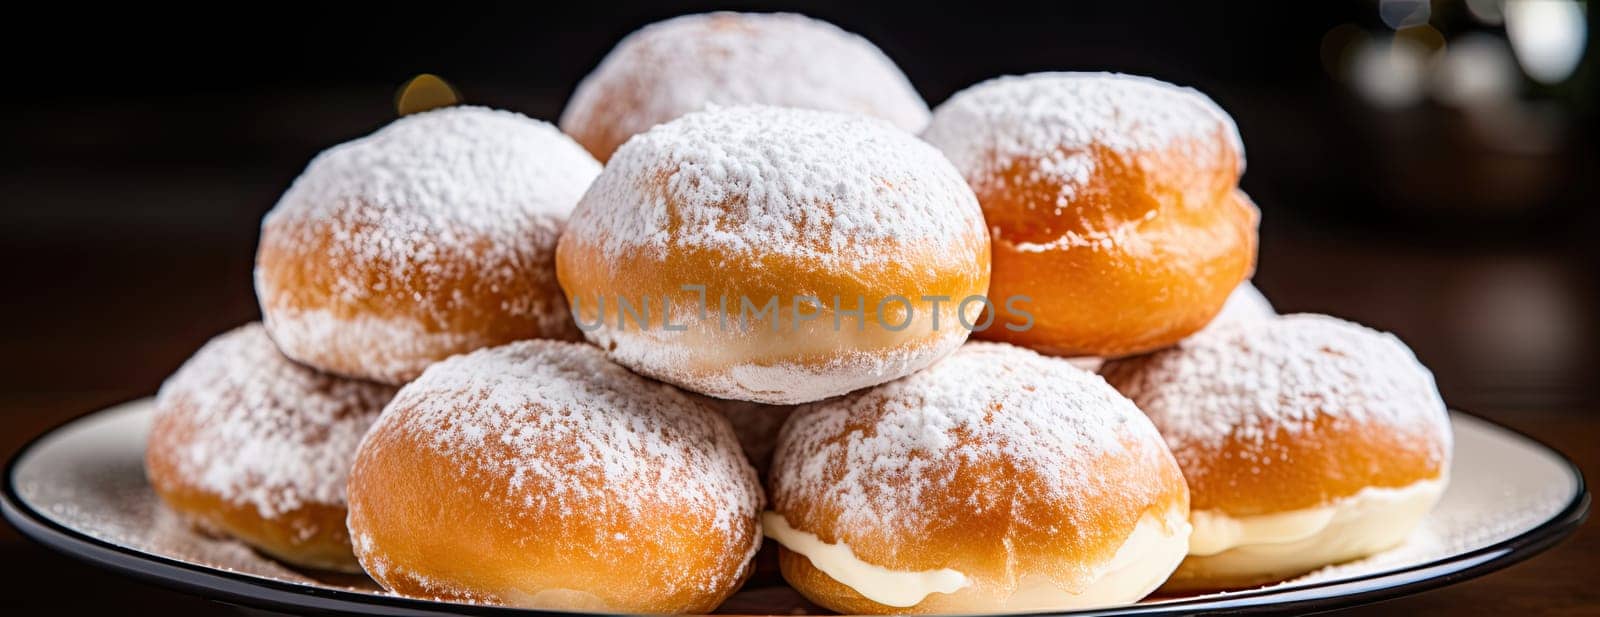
[269,105,599,233]
[560,12,930,160]
[1112,314,1447,451]
[367,340,760,535]
[922,72,1243,204]
[566,105,983,267]
[154,323,396,518]
[1101,314,1452,511]
[774,342,1179,537]
[261,106,598,303]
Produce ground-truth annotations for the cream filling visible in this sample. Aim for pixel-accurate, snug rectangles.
[763,509,1190,610]
[762,511,969,607]
[1185,478,1445,569]
[997,510,1191,611]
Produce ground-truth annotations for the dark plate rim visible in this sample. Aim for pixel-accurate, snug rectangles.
[1,399,1590,616]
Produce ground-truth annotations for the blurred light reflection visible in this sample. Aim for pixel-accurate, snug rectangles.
[1349,35,1429,108]
[1505,0,1588,83]
[1432,34,1519,107]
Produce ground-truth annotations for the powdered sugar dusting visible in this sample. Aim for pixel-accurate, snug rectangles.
[560,12,930,159]
[1102,314,1452,459]
[566,104,983,266]
[362,340,760,559]
[268,105,599,233]
[922,72,1243,205]
[772,342,1176,535]
[153,323,396,519]
[257,105,599,381]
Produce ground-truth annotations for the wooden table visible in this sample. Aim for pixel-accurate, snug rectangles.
[2,218,1594,614]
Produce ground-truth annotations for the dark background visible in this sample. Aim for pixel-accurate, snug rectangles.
[2,1,1596,613]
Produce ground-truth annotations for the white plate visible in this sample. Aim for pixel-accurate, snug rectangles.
[2,399,1588,615]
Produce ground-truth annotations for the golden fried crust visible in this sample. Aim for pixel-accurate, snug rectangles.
[1189,414,1444,514]
[345,402,759,613]
[145,403,360,572]
[975,138,1258,357]
[1159,408,1442,515]
[256,206,579,384]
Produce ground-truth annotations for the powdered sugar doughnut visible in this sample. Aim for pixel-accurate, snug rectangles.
[556,105,989,405]
[923,72,1258,357]
[767,342,1190,613]
[256,106,601,384]
[345,340,762,612]
[560,12,929,162]
[145,323,396,572]
[1100,314,1452,590]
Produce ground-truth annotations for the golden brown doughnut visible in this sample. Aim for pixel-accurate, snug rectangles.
[560,12,930,162]
[768,342,1190,613]
[345,340,762,612]
[556,105,990,404]
[922,72,1258,357]
[145,323,396,572]
[1100,314,1452,590]
[255,106,600,384]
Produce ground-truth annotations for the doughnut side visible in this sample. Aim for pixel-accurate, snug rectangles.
[145,449,360,572]
[256,208,580,384]
[557,237,990,404]
[970,142,1258,357]
[347,420,757,612]
[1164,412,1448,515]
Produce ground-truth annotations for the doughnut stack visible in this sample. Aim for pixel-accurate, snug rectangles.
[145,10,1453,614]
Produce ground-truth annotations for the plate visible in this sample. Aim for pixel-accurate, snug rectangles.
[2,399,1588,616]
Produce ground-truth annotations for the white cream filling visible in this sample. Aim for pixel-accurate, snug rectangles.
[762,511,969,607]
[1182,478,1445,578]
[998,510,1190,611]
[764,508,1190,610]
